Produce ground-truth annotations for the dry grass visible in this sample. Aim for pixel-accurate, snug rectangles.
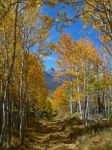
[75,129,112,150]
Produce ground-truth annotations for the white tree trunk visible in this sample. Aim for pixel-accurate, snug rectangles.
[77,85,82,119]
[70,94,73,115]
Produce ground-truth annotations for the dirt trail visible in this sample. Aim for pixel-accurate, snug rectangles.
[15,117,112,150]
[16,117,84,150]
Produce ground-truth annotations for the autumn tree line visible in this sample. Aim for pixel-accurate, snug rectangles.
[50,0,112,121]
[0,0,54,149]
[51,34,112,123]
[0,0,112,149]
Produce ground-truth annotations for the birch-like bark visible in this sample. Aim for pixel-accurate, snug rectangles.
[19,50,25,144]
[77,85,82,119]
[69,94,73,115]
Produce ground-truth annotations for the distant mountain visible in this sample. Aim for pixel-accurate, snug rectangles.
[45,68,76,92]
[47,68,55,76]
[44,68,61,92]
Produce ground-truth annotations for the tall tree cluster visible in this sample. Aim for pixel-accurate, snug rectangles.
[51,34,112,123]
[0,0,53,149]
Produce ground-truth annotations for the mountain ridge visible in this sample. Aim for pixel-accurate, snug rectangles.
[45,68,61,92]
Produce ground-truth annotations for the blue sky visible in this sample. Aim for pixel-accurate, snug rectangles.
[41,4,100,70]
[43,21,100,70]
